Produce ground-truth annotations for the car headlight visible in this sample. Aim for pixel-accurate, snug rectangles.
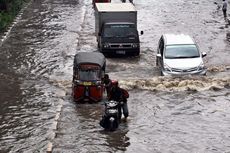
[164,63,171,72]
[103,43,110,48]
[197,62,205,70]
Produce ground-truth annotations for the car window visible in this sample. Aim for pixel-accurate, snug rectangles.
[165,44,200,59]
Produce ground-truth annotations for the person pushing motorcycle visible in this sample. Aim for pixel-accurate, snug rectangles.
[108,80,129,120]
[103,74,112,97]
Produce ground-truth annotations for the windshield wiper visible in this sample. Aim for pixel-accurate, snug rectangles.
[176,56,190,58]
[189,56,200,58]
[173,56,199,59]
[115,36,125,38]
[126,34,137,38]
[104,36,113,38]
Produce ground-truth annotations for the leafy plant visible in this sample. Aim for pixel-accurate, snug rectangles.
[0,0,28,32]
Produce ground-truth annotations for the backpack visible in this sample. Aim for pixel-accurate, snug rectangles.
[121,88,129,99]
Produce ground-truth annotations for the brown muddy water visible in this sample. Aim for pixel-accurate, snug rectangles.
[0,0,230,152]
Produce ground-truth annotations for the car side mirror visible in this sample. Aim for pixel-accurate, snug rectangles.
[202,52,207,57]
[157,53,162,58]
[140,31,144,35]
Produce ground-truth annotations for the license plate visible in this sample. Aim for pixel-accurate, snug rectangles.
[116,50,126,54]
[83,82,92,86]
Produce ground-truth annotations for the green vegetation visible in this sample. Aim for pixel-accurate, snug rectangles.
[0,0,28,32]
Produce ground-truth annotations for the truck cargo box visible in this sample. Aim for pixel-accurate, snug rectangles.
[95,3,137,38]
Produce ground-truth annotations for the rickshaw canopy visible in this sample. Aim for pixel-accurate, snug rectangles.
[74,52,106,69]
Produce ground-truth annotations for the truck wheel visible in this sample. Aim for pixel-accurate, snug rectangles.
[134,51,140,56]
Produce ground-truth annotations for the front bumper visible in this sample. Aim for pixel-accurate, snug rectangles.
[101,48,140,54]
[100,43,140,55]
[162,68,207,76]
[101,49,140,55]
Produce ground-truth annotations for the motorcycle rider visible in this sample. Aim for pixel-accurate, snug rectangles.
[108,80,129,120]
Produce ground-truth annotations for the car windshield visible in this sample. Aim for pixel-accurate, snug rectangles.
[165,45,200,59]
[103,24,137,38]
[79,69,100,81]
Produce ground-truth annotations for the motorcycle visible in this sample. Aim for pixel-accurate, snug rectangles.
[100,100,120,131]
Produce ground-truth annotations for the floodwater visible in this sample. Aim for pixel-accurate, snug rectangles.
[0,0,230,152]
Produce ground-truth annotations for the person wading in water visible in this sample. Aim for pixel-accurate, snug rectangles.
[222,0,228,20]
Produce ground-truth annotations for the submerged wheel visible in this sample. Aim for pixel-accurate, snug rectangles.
[160,71,163,76]
[109,120,115,131]
[109,117,119,131]
[156,60,158,67]
[134,51,140,56]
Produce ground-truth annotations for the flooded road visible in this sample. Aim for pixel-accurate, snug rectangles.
[0,0,230,152]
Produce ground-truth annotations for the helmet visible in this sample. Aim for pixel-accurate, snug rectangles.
[111,80,118,86]
[104,74,109,79]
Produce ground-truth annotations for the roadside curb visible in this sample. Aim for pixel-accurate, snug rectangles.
[46,99,64,153]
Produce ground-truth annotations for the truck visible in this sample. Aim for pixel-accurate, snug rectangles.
[95,3,143,56]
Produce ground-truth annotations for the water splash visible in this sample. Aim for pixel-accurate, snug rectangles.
[119,76,230,92]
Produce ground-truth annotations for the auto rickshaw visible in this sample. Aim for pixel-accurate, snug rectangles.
[72,52,106,102]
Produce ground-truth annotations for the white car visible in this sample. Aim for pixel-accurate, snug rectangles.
[156,34,207,76]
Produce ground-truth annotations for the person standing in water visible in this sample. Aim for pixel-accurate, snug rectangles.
[222,0,228,19]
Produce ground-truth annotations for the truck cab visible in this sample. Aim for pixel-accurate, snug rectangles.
[99,22,140,55]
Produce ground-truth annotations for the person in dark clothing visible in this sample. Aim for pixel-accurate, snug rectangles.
[103,74,112,97]
[223,0,228,19]
[108,81,129,120]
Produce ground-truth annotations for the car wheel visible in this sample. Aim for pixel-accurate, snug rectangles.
[160,70,163,76]
[134,51,140,56]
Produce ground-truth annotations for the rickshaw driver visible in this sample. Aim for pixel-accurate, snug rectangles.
[108,81,129,121]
